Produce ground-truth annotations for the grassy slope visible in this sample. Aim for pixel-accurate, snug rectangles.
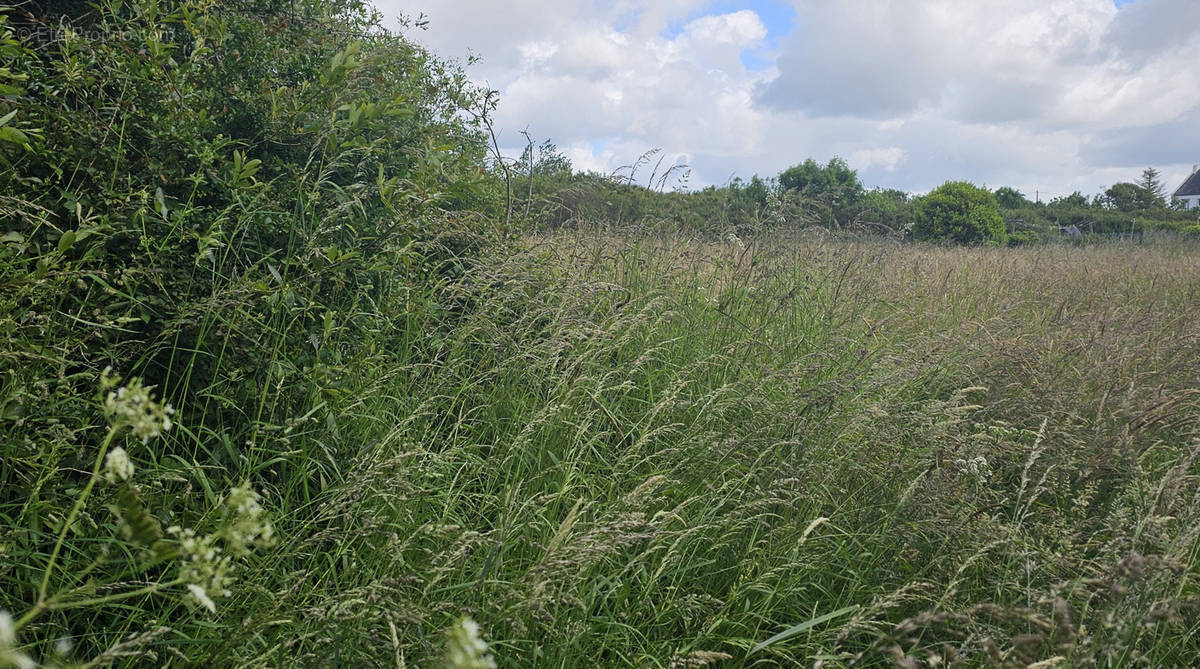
[205,232,1199,666]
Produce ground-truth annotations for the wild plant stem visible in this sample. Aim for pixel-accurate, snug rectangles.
[37,425,120,607]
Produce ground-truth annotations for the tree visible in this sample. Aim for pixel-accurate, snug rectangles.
[1102,182,1148,212]
[1137,167,1166,209]
[1137,167,1167,205]
[730,174,772,208]
[850,188,913,232]
[994,186,1030,209]
[778,157,863,201]
[518,138,572,177]
[1049,192,1090,209]
[777,157,864,226]
[912,181,1007,245]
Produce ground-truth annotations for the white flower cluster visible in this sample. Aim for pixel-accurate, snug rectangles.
[168,526,232,614]
[166,485,274,615]
[103,447,135,484]
[101,368,174,443]
[222,484,276,556]
[444,617,496,669]
[955,455,992,483]
[0,611,34,669]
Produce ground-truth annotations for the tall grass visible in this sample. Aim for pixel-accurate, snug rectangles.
[5,224,1200,666]
[233,231,1197,665]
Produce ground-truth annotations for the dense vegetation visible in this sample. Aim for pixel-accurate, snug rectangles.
[513,143,1197,244]
[2,1,1199,667]
[912,181,1006,246]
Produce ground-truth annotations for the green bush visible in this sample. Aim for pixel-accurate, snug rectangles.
[913,181,1007,245]
[1,0,500,661]
[846,188,913,234]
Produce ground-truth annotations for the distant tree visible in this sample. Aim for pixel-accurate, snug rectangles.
[778,157,863,202]
[777,157,864,226]
[1048,192,1090,209]
[913,181,1007,245]
[994,186,1030,209]
[518,139,572,177]
[1137,167,1166,202]
[1102,182,1147,212]
[731,174,772,208]
[851,188,913,232]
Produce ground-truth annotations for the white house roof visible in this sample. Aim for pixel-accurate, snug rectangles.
[1175,169,1200,197]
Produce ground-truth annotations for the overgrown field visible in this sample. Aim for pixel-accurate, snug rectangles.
[10,225,1200,666]
[6,2,1200,666]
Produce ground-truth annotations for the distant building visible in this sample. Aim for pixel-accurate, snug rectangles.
[1174,164,1200,209]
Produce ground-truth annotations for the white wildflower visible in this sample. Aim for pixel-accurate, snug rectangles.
[223,484,275,556]
[954,455,992,483]
[0,612,15,647]
[444,617,496,669]
[169,526,232,614]
[103,447,135,484]
[101,372,174,443]
[186,584,217,614]
[0,611,35,669]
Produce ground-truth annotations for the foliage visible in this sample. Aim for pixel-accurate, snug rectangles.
[846,187,913,234]
[517,138,572,178]
[993,186,1031,209]
[1137,166,1167,204]
[1049,191,1090,209]
[1102,182,1158,212]
[912,181,1007,245]
[778,157,864,226]
[1,0,500,661]
[999,206,1056,246]
[3,0,1200,665]
[517,168,818,235]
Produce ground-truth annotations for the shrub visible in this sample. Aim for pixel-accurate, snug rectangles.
[913,181,1007,245]
[1,0,500,661]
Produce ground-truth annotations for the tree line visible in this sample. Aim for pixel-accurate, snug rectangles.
[512,143,1200,244]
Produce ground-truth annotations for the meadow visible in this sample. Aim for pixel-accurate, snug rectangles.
[3,2,1200,666]
[6,217,1200,666]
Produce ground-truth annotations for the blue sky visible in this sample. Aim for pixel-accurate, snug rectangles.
[668,0,795,71]
[381,0,1200,198]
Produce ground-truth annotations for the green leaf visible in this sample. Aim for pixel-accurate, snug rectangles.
[57,229,77,254]
[0,125,28,145]
[117,485,165,551]
[0,109,16,127]
[748,605,860,655]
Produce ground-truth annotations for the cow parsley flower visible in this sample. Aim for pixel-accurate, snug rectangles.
[101,370,174,443]
[103,447,135,484]
[222,484,275,556]
[0,611,35,669]
[955,455,992,483]
[186,584,217,614]
[169,526,232,614]
[444,617,496,669]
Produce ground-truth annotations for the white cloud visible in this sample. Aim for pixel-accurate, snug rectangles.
[376,0,1200,197]
[850,147,906,173]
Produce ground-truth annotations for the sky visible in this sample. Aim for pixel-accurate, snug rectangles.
[376,0,1200,199]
